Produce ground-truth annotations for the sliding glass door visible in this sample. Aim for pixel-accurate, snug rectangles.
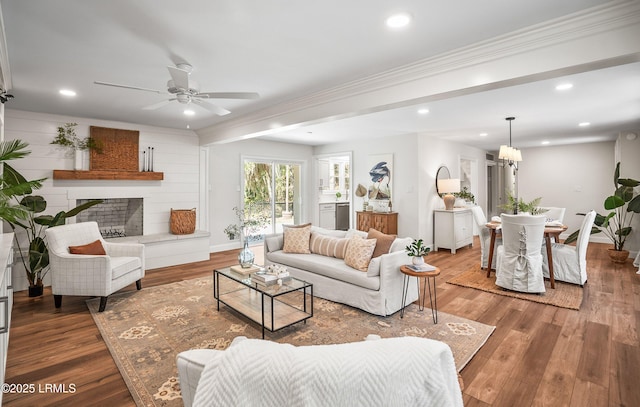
[243,158,302,242]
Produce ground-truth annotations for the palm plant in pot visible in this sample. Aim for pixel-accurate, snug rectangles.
[565,162,640,263]
[5,195,102,296]
[405,238,431,265]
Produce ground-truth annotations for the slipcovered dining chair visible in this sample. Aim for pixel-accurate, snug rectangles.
[45,221,145,312]
[495,214,546,293]
[470,206,501,269]
[539,207,566,223]
[542,210,596,286]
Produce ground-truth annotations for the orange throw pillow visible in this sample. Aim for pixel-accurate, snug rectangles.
[69,239,106,255]
[367,228,396,258]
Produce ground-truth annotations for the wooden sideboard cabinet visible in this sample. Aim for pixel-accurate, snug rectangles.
[433,208,473,254]
[356,211,398,235]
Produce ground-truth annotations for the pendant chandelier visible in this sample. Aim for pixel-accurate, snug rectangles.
[498,117,522,166]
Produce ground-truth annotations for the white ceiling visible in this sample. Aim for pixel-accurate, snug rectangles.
[2,0,639,150]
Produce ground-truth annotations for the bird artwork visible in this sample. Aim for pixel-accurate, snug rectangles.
[369,161,391,200]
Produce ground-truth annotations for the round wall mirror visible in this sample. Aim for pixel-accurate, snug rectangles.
[435,166,451,195]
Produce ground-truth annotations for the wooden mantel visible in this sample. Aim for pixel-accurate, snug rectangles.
[53,170,163,181]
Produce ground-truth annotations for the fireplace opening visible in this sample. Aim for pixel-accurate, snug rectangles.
[75,198,143,239]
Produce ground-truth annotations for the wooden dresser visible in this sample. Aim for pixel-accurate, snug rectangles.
[356,211,398,235]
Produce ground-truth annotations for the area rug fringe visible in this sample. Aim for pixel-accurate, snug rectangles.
[447,265,583,310]
[88,275,494,406]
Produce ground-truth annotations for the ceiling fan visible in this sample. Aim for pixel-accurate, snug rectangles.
[94,63,259,116]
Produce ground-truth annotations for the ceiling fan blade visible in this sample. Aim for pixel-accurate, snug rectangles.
[167,66,190,91]
[94,81,165,94]
[142,99,174,110]
[192,98,231,116]
[197,92,260,99]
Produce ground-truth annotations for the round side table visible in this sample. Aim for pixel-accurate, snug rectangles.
[399,265,441,323]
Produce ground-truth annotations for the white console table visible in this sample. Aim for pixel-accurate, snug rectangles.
[433,208,473,254]
[0,233,14,405]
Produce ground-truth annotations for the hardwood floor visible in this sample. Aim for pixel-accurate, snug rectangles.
[4,240,639,406]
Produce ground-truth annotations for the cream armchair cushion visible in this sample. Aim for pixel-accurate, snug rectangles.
[45,221,145,312]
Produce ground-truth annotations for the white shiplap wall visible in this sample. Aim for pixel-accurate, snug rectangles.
[4,109,203,290]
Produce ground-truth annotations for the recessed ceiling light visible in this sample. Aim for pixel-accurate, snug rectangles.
[479,133,488,137]
[184,109,195,116]
[541,140,550,145]
[579,122,591,127]
[186,124,190,129]
[555,83,573,91]
[417,108,429,115]
[386,13,411,29]
[59,89,76,97]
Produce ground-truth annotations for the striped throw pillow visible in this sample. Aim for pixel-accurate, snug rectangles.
[309,233,349,259]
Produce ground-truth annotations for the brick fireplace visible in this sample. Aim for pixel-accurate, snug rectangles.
[75,198,143,238]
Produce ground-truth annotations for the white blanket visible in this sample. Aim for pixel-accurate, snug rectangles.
[193,337,463,407]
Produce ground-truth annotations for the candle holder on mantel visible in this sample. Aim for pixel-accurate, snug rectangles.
[142,146,156,172]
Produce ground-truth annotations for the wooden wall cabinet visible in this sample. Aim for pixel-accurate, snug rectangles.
[356,211,398,235]
[433,208,473,254]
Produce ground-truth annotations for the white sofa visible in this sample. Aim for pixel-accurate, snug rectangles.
[177,335,463,407]
[264,226,418,316]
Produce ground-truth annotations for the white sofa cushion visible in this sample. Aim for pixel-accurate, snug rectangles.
[267,251,380,290]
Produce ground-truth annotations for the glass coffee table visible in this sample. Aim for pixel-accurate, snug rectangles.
[213,267,313,338]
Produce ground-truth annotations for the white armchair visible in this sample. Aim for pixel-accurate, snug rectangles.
[542,210,596,286]
[45,221,145,312]
[178,335,463,407]
[470,206,501,269]
[495,214,546,293]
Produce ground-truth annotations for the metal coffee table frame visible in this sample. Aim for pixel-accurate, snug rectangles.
[214,267,313,338]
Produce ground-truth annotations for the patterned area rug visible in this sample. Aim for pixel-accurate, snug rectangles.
[447,264,584,310]
[87,276,495,407]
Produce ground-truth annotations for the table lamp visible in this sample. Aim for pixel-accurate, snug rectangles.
[437,178,460,210]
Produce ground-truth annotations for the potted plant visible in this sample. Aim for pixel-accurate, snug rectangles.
[335,191,342,200]
[565,162,640,263]
[499,190,545,215]
[233,204,269,267]
[5,195,103,296]
[405,238,431,265]
[50,122,101,170]
[454,186,475,205]
[223,224,240,240]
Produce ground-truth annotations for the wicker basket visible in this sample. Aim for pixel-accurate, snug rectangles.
[170,208,196,235]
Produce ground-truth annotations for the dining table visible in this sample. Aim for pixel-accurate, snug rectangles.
[485,221,568,289]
